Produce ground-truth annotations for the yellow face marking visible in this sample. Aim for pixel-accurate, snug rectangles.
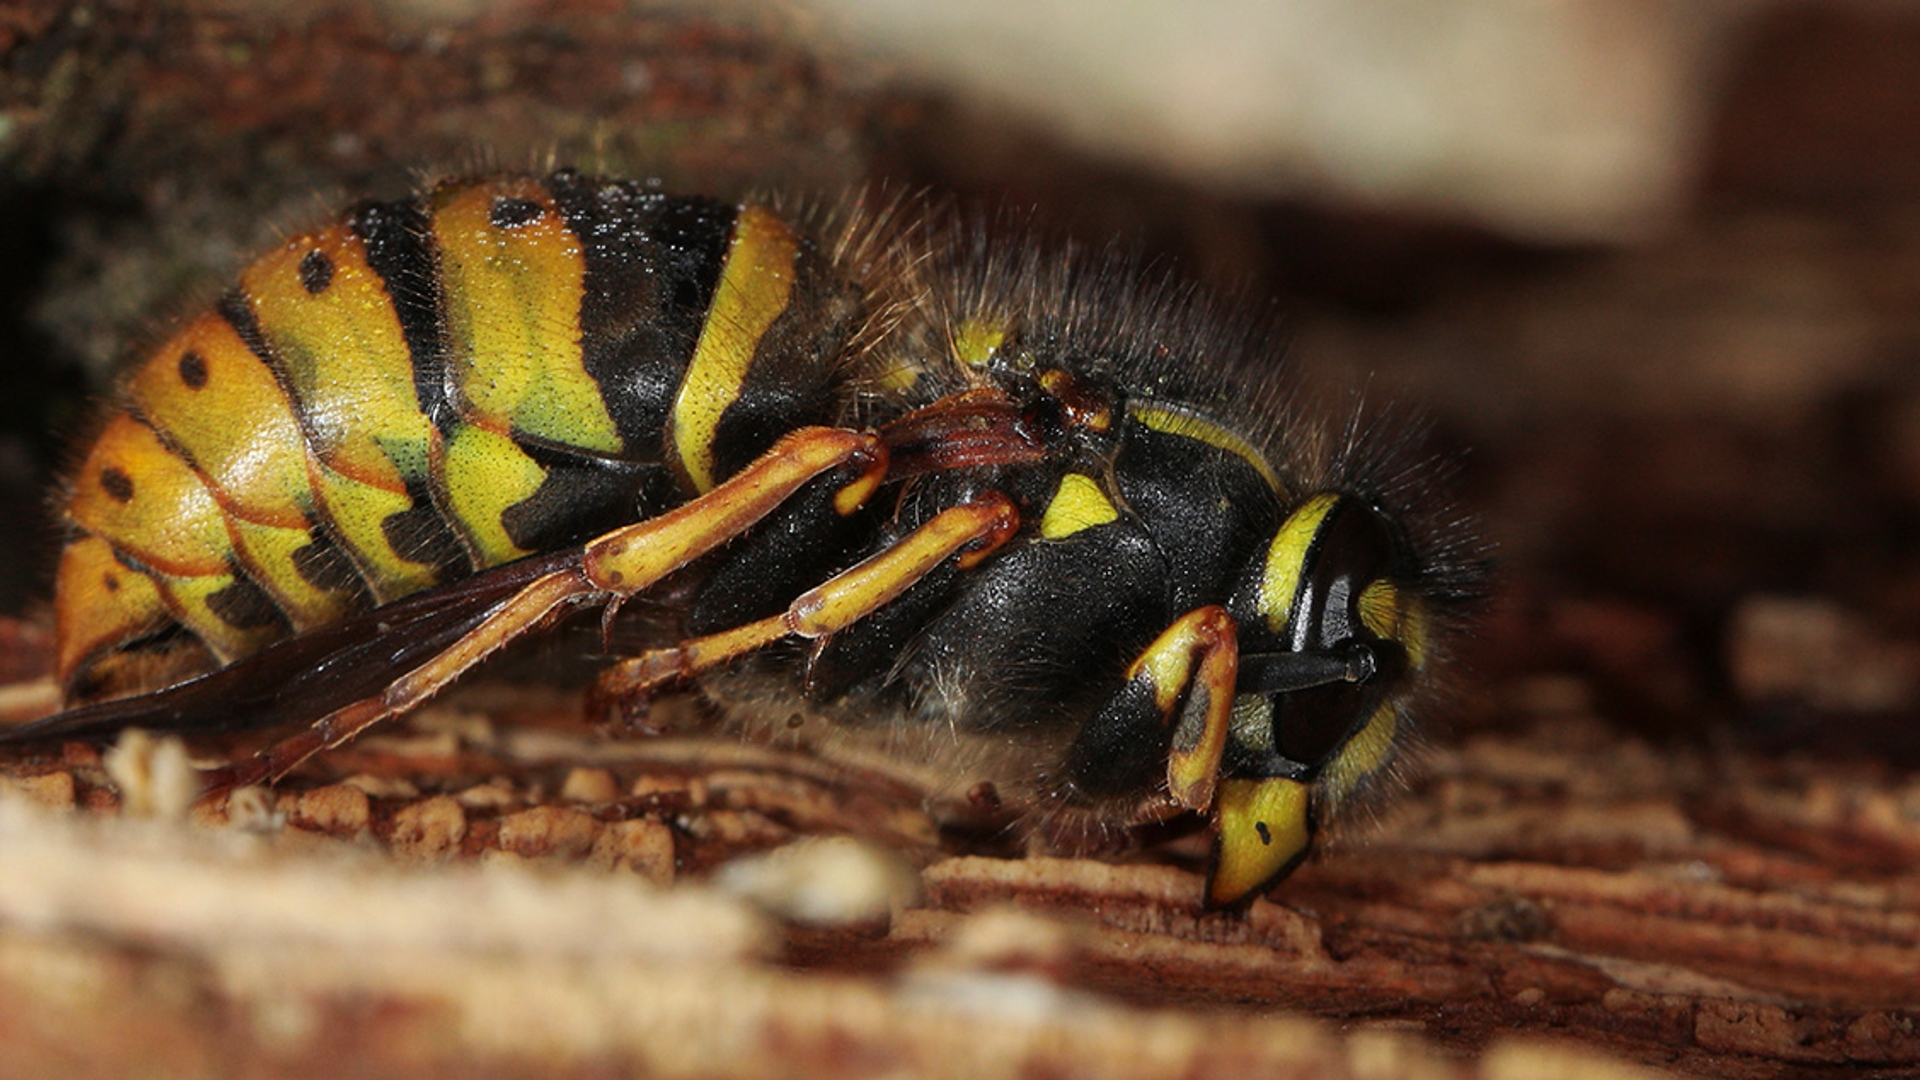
[130,311,313,530]
[433,180,623,456]
[672,205,801,493]
[1039,472,1119,540]
[68,415,233,578]
[1209,776,1312,908]
[1319,701,1400,807]
[952,317,1008,368]
[52,535,170,685]
[242,222,427,489]
[1359,578,1431,671]
[1357,579,1399,640]
[1128,402,1281,493]
[1257,493,1341,633]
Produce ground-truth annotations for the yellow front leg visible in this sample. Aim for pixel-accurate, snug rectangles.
[1120,605,1241,813]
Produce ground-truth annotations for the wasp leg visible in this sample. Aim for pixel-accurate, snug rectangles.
[204,564,592,790]
[1124,608,1321,910]
[595,491,1020,700]
[1065,605,1239,813]
[206,427,888,791]
[1062,606,1315,908]
[581,428,887,595]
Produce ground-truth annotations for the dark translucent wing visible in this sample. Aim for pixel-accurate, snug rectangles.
[1,548,586,745]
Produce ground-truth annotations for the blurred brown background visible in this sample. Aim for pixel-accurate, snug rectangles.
[5,0,1920,756]
[4,2,1920,1075]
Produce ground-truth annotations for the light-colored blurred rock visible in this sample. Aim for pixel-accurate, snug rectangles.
[809,0,1759,241]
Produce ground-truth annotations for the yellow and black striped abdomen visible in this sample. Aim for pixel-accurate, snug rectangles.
[56,172,865,699]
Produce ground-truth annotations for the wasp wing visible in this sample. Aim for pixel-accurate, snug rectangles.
[2,548,586,745]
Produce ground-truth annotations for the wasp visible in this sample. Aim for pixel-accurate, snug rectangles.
[7,170,1483,907]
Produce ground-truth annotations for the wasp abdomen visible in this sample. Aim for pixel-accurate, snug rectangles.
[57,173,861,697]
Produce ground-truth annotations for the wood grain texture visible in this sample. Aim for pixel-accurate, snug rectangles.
[0,644,1915,1079]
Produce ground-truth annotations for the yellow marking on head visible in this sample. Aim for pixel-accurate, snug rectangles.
[1357,579,1399,639]
[673,205,801,493]
[1039,472,1119,540]
[433,180,622,457]
[1128,403,1281,493]
[1318,700,1400,807]
[130,312,313,530]
[1229,693,1275,752]
[1258,493,1341,633]
[1359,578,1431,671]
[1209,776,1312,908]
[952,317,1008,368]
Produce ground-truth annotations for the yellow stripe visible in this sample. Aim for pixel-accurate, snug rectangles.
[225,518,358,629]
[437,424,548,567]
[242,222,426,489]
[1039,472,1119,539]
[1209,776,1311,907]
[130,312,314,530]
[1257,493,1340,633]
[67,415,233,578]
[673,206,800,493]
[433,180,623,457]
[1319,701,1399,806]
[311,461,439,601]
[1128,402,1281,493]
[53,535,170,685]
[155,572,282,663]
